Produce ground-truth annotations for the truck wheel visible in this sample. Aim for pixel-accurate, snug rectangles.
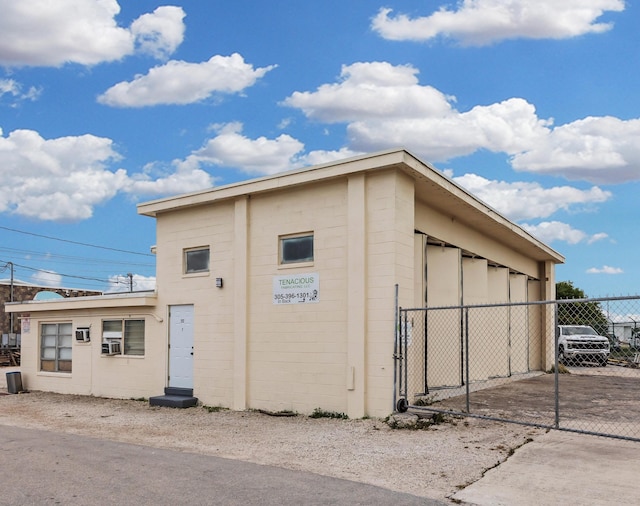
[396,398,409,413]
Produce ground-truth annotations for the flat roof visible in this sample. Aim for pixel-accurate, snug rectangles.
[5,291,157,313]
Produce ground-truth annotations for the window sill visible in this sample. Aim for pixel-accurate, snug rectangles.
[278,261,314,270]
[182,271,210,279]
[37,371,72,378]
[100,355,145,359]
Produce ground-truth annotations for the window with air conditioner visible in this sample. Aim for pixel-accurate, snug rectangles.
[101,319,145,356]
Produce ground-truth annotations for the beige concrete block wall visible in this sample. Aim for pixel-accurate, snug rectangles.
[509,273,529,374]
[464,258,504,382]
[484,267,510,379]
[155,202,236,407]
[425,245,462,388]
[415,202,540,280]
[527,279,544,370]
[246,179,349,415]
[17,308,164,399]
[365,171,415,417]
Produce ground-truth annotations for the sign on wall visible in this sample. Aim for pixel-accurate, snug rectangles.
[273,273,319,304]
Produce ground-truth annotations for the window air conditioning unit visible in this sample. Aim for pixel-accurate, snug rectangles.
[101,341,121,355]
[75,328,90,342]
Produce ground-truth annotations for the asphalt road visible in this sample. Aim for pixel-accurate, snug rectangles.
[0,425,446,506]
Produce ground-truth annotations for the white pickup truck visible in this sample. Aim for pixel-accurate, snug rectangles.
[557,325,610,366]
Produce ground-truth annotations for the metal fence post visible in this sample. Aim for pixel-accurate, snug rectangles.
[393,284,398,412]
[465,307,470,414]
[554,301,560,429]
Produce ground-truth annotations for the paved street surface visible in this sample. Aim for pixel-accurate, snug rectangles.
[453,430,640,506]
[4,368,640,505]
[0,425,445,506]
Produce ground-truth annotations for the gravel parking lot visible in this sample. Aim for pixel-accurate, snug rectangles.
[0,367,544,503]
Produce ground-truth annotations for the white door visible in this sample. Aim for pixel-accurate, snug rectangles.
[169,304,194,388]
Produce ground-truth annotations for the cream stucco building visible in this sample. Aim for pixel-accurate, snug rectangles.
[6,149,563,418]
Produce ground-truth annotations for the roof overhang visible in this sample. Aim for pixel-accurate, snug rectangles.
[137,148,564,265]
[5,291,158,313]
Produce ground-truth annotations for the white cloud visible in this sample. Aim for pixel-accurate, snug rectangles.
[0,127,219,222]
[298,147,362,167]
[98,53,276,107]
[283,62,454,122]
[278,118,293,130]
[106,273,156,293]
[347,97,551,161]
[511,116,640,183]
[0,128,126,221]
[587,265,623,274]
[126,163,216,196]
[283,62,551,160]
[372,0,624,46]
[0,79,41,104]
[31,270,63,287]
[130,6,185,59]
[0,0,185,67]
[177,123,305,176]
[587,232,610,244]
[175,123,361,176]
[452,173,612,221]
[521,221,607,244]
[284,61,640,183]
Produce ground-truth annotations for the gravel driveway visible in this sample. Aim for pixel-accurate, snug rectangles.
[0,382,544,504]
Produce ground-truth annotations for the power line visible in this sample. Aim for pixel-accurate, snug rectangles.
[0,246,155,268]
[10,261,116,285]
[0,225,154,257]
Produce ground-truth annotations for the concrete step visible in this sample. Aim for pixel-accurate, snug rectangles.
[149,394,198,408]
[164,387,193,397]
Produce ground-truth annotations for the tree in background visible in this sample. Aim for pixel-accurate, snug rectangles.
[556,281,608,335]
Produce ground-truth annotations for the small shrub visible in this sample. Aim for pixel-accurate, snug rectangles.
[413,395,436,406]
[309,408,348,420]
[548,363,570,374]
[203,405,227,413]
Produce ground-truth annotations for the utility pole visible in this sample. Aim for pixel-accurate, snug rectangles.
[1,262,14,336]
[127,273,133,293]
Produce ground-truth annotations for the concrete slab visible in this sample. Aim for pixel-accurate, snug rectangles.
[453,430,640,506]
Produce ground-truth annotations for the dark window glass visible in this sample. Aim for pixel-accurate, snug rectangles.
[185,248,210,273]
[281,235,313,264]
[124,320,145,356]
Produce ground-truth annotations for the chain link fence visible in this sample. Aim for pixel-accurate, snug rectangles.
[395,296,640,441]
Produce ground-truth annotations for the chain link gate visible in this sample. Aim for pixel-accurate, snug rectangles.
[394,296,640,442]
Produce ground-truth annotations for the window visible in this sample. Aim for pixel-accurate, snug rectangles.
[102,319,145,356]
[185,247,210,274]
[41,323,72,372]
[280,234,314,264]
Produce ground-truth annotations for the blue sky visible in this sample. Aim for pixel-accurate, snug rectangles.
[0,0,638,297]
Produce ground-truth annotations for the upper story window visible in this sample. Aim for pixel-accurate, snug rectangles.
[184,247,210,274]
[280,233,314,264]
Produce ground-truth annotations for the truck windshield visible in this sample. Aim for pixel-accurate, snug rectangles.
[564,326,598,336]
